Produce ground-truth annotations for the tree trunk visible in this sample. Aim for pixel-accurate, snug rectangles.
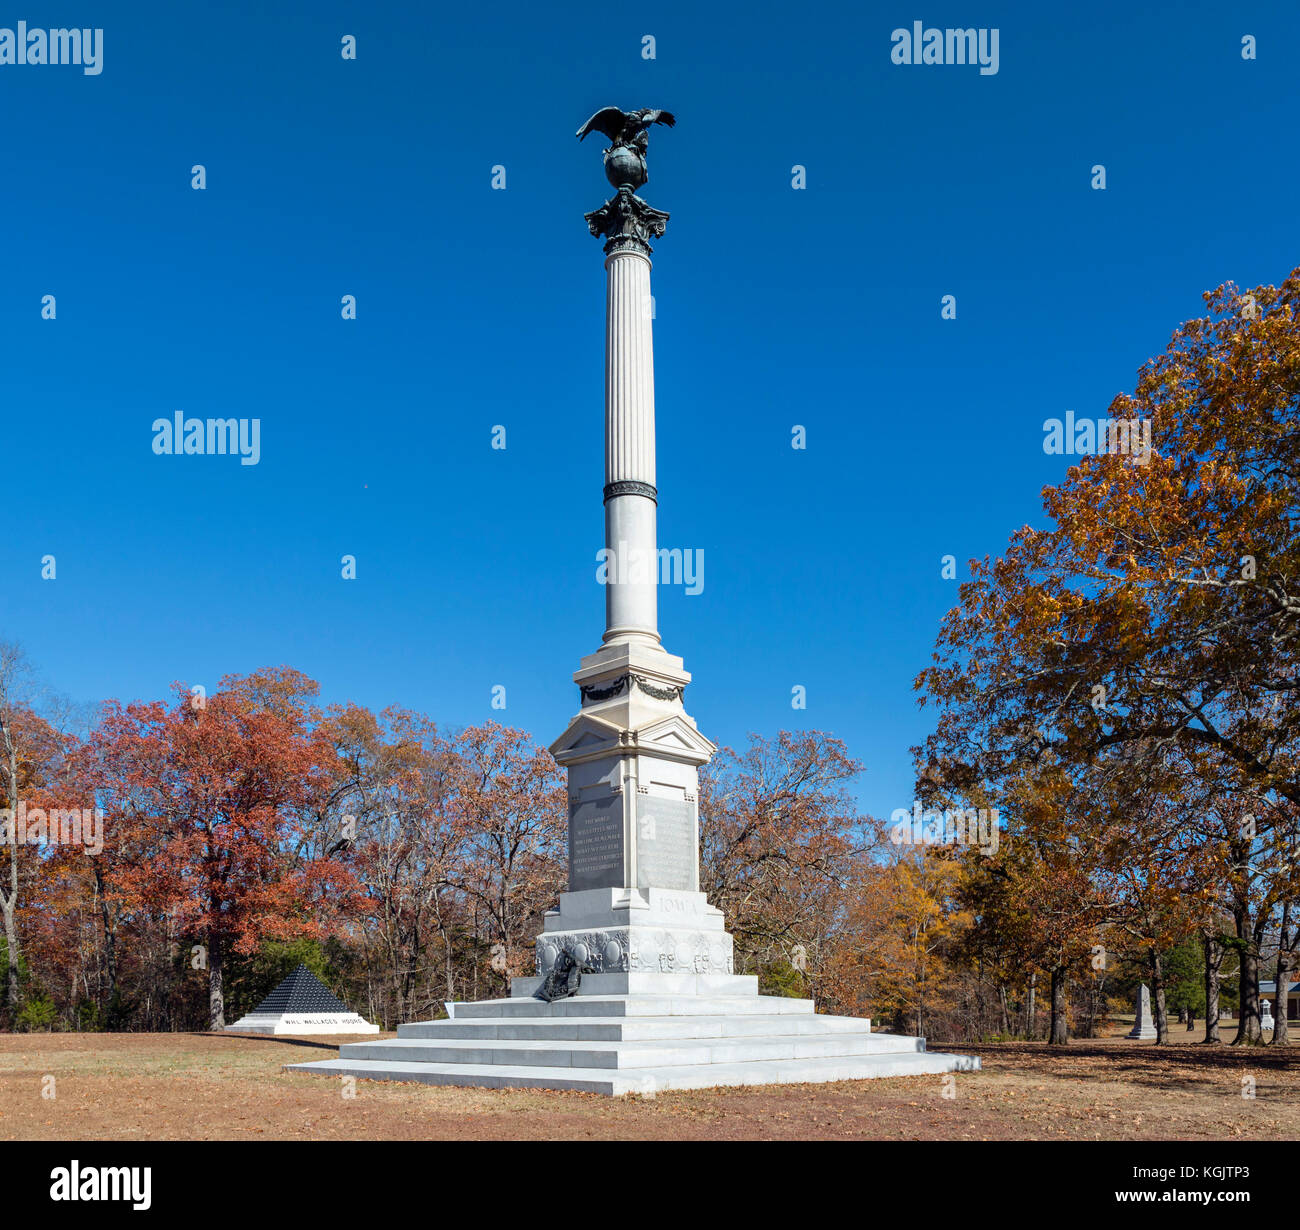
[444,929,455,1005]
[1,729,21,1013]
[434,887,455,1006]
[93,864,119,1026]
[1204,936,1221,1043]
[1271,957,1291,1046]
[1049,966,1068,1045]
[1026,971,1037,1038]
[1272,903,1293,1046]
[915,946,925,1038]
[1150,949,1168,1044]
[208,935,225,1031]
[1,900,19,1013]
[999,984,1011,1037]
[1232,913,1262,1045]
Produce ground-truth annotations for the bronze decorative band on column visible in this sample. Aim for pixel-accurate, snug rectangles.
[580,675,630,703]
[603,480,658,504]
[580,673,684,705]
[633,674,682,702]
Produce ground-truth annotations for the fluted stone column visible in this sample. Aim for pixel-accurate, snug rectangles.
[603,246,659,646]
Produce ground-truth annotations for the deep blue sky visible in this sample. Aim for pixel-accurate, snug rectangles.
[3,0,1296,820]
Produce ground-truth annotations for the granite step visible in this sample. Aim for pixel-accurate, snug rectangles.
[511,972,759,998]
[285,1050,980,1095]
[396,1013,883,1042]
[451,994,815,1020]
[336,1030,920,1070]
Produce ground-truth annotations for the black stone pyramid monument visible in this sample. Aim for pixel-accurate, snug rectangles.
[226,964,378,1035]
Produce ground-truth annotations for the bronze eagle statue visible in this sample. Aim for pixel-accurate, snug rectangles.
[576,106,676,157]
[578,106,676,247]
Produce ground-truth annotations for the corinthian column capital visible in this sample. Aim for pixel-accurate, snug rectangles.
[585,186,671,257]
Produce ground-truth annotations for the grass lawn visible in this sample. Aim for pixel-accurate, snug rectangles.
[1,1023,1296,1141]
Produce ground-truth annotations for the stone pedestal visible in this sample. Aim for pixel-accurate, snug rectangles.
[516,886,733,985]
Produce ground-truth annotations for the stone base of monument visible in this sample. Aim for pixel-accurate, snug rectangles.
[226,1011,380,1036]
[284,899,977,1092]
[285,1007,978,1095]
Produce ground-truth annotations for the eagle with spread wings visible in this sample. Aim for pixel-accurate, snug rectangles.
[576,106,676,158]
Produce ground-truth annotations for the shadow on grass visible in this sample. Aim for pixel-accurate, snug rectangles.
[186,1032,344,1052]
[952,1039,1300,1094]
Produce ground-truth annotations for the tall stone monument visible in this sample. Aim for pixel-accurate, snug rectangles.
[288,109,979,1091]
[1127,983,1157,1039]
[528,106,727,989]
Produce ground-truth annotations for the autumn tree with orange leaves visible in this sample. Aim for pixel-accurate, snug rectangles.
[700,731,864,1001]
[444,723,565,995]
[0,642,69,1019]
[88,668,359,1029]
[917,269,1300,1044]
[322,704,460,1022]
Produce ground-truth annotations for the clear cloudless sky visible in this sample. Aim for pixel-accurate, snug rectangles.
[2,0,1297,819]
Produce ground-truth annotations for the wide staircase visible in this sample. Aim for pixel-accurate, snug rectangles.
[286,973,980,1095]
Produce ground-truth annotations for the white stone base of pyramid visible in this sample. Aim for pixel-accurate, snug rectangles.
[285,972,978,1094]
[226,1011,379,1036]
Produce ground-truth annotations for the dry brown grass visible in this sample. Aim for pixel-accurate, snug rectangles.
[1,1027,1296,1141]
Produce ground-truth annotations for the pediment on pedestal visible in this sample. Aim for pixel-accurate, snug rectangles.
[550,712,623,763]
[636,713,717,763]
[551,711,716,767]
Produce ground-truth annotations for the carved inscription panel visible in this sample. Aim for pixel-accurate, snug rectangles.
[635,794,697,891]
[569,795,625,891]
